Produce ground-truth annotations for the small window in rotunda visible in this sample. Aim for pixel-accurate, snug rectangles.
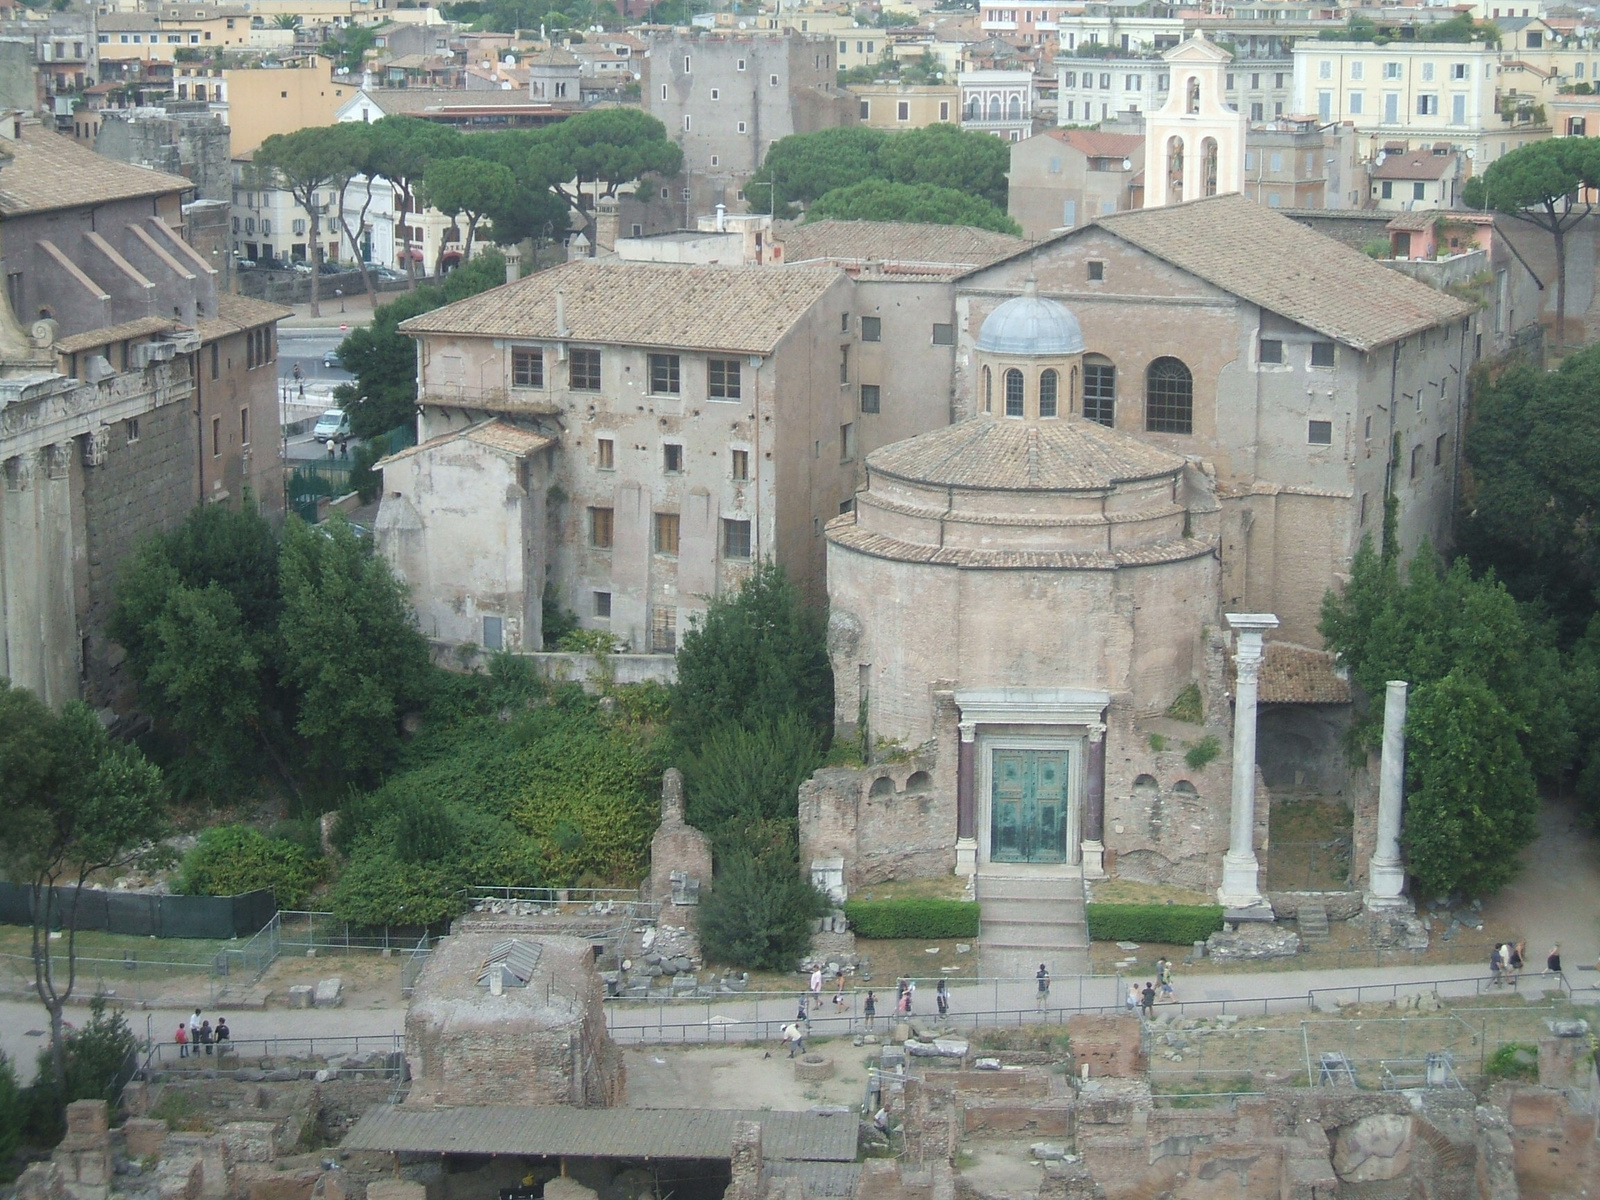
[1039,369,1059,418]
[1004,368,1024,417]
[982,366,993,413]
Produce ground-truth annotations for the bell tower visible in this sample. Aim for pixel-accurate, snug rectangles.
[1143,33,1247,209]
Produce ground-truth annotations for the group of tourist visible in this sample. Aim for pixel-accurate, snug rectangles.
[174,1008,231,1057]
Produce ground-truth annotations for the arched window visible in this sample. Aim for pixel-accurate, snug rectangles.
[1186,76,1200,113]
[1008,94,1022,119]
[988,95,1001,120]
[1201,137,1219,197]
[982,365,992,413]
[1166,136,1184,204]
[1038,368,1058,418]
[1145,357,1193,434]
[1004,368,1024,416]
[1084,354,1115,427]
[965,96,978,119]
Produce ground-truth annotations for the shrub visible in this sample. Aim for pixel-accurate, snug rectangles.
[0,1051,20,1171]
[1166,683,1203,724]
[682,716,822,851]
[178,824,324,909]
[26,998,139,1140]
[697,847,829,971]
[1483,1042,1539,1082]
[842,897,979,940]
[1085,903,1224,945]
[1184,735,1221,770]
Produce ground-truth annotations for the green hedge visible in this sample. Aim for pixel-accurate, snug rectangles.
[1086,903,1224,945]
[843,898,979,940]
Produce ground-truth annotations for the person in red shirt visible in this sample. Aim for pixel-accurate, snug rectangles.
[175,1022,189,1058]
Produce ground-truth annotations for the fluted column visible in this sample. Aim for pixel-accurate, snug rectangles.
[1219,613,1277,909]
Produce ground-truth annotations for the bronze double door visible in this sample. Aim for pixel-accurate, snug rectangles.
[990,748,1071,864]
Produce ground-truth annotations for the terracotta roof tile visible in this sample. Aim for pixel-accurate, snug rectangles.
[1080,194,1472,352]
[828,512,1216,570]
[379,419,554,466]
[1233,643,1351,705]
[55,316,178,355]
[399,259,842,355]
[0,123,191,216]
[1045,128,1145,158]
[1372,152,1456,181]
[867,414,1186,492]
[195,294,294,342]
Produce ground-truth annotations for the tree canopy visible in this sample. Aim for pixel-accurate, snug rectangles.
[422,156,516,266]
[253,126,353,315]
[1462,138,1600,348]
[806,179,1022,235]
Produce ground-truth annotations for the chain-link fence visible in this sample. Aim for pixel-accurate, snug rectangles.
[0,951,229,1006]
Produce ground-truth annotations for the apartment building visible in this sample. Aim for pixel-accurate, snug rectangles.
[642,30,857,219]
[960,68,1037,140]
[1370,149,1459,211]
[1056,54,1294,126]
[851,82,959,129]
[1008,127,1144,236]
[379,261,860,653]
[1291,40,1545,165]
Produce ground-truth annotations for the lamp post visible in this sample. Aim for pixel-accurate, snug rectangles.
[335,287,344,314]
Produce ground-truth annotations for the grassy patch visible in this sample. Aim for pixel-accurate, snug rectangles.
[1088,880,1214,906]
[853,876,968,902]
[151,1088,211,1132]
[1166,684,1203,725]
[971,1025,1071,1056]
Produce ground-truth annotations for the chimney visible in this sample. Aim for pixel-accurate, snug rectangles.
[715,202,726,232]
[555,290,568,339]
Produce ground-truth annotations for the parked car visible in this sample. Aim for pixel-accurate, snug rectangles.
[234,257,257,270]
[312,408,351,443]
[323,350,343,370]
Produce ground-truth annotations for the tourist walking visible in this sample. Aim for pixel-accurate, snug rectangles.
[1158,958,1175,1001]
[1546,944,1562,976]
[1140,981,1156,1018]
[833,970,846,1008]
[1489,945,1504,987]
[1126,982,1139,1014]
[864,991,877,1030]
[175,1023,189,1058]
[188,1008,202,1043]
[810,967,823,1009]
[198,1020,213,1055]
[214,1018,230,1053]
[795,995,809,1024]
[936,978,949,1017]
[905,978,916,1013]
[1510,941,1525,986]
[1035,963,1050,1011]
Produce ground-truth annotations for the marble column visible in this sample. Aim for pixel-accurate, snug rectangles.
[1080,722,1107,878]
[1219,613,1278,909]
[955,722,977,876]
[1367,680,1410,906]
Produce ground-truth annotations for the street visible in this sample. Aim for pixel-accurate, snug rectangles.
[278,328,362,463]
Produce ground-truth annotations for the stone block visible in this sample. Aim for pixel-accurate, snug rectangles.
[1206,925,1301,960]
[287,985,313,1009]
[366,1181,428,1200]
[542,1181,599,1200]
[122,1118,168,1160]
[66,1101,110,1138]
[1331,1114,1412,1183]
[16,1163,69,1200]
[220,1122,277,1164]
[312,978,343,1008]
[239,1167,320,1200]
[155,1155,202,1200]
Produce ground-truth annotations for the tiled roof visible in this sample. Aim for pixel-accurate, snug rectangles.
[777,220,1028,272]
[195,295,294,342]
[56,316,178,356]
[343,1104,857,1162]
[0,123,191,216]
[362,87,547,113]
[1372,152,1456,181]
[867,414,1186,491]
[1253,643,1350,705]
[399,259,842,355]
[1078,194,1473,352]
[829,512,1216,570]
[1046,128,1145,158]
[379,419,554,466]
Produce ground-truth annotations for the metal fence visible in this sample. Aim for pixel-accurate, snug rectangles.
[0,951,229,1006]
[276,911,433,956]
[134,1034,407,1078]
[0,885,274,940]
[464,885,658,923]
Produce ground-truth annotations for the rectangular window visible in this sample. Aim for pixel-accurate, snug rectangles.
[723,518,752,559]
[839,345,850,385]
[1318,90,1332,121]
[597,437,614,470]
[649,353,681,395]
[482,616,504,651]
[1410,445,1422,479]
[1319,59,1331,80]
[898,101,909,121]
[1454,94,1468,124]
[663,443,683,473]
[1422,61,1435,83]
[860,384,881,413]
[125,417,139,444]
[654,511,680,554]
[1451,62,1468,80]
[570,349,601,390]
[1349,91,1363,115]
[210,341,219,380]
[211,416,222,457]
[931,323,954,345]
[861,316,881,342]
[840,422,855,461]
[1310,342,1336,367]
[1435,434,1446,466]
[1417,94,1438,116]
[239,407,250,446]
[651,606,677,653]
[1259,338,1284,365]
[1381,180,1394,199]
[1308,419,1333,445]
[1088,260,1104,281]
[731,448,750,480]
[1350,61,1364,81]
[594,591,612,619]
[708,357,741,399]
[512,347,543,387]
[1384,61,1402,80]
[589,507,614,549]
[1360,493,1369,525]
[1083,363,1114,426]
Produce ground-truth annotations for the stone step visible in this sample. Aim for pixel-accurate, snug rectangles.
[1296,903,1331,943]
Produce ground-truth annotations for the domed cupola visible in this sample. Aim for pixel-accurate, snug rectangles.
[973,278,1086,422]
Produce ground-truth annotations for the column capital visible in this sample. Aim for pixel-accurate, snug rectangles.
[959,721,977,743]
[1087,721,1107,744]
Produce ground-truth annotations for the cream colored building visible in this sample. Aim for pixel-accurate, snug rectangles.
[1292,40,1546,166]
[851,82,959,128]
[222,57,354,155]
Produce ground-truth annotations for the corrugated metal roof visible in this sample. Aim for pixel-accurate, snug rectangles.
[764,1162,863,1196]
[341,1105,857,1162]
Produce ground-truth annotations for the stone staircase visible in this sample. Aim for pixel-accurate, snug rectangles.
[1296,902,1330,944]
[975,868,1090,980]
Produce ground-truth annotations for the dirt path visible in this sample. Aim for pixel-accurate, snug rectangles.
[622,1044,869,1111]
[1479,796,1600,980]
